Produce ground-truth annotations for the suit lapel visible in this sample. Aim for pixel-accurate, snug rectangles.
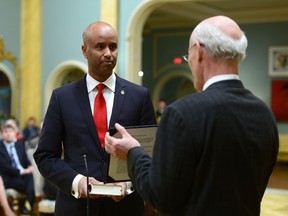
[109,75,127,128]
[73,75,128,151]
[0,141,15,165]
[73,76,102,151]
[0,141,10,160]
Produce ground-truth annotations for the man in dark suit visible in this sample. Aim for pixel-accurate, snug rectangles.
[22,116,40,145]
[105,16,279,216]
[33,21,156,216]
[0,124,36,215]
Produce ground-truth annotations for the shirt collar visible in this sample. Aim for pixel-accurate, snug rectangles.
[86,72,116,93]
[3,141,15,148]
[203,74,240,91]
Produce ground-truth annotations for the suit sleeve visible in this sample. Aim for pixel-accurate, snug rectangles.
[33,90,79,195]
[128,105,197,213]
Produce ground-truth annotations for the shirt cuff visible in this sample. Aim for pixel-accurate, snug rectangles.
[19,168,24,175]
[125,181,134,195]
[71,174,85,198]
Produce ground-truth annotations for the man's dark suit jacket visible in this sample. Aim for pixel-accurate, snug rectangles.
[128,80,279,216]
[34,74,156,216]
[0,140,31,178]
[0,140,35,204]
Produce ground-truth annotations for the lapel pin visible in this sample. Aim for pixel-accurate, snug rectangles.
[121,90,125,95]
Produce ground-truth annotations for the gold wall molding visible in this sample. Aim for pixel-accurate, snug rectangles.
[100,0,118,30]
[20,0,42,127]
[0,37,17,64]
[0,36,20,119]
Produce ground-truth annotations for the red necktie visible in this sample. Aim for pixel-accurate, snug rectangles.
[94,84,107,148]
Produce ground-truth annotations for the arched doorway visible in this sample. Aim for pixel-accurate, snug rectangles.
[152,70,195,106]
[44,60,87,112]
[127,1,197,109]
[61,69,85,86]
[0,70,11,123]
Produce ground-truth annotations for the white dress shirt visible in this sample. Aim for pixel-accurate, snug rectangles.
[86,72,116,126]
[203,74,240,91]
[71,73,133,198]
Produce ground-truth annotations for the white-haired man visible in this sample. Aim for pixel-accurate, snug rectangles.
[105,16,279,216]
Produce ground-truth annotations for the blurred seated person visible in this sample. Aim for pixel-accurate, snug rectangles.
[155,99,167,123]
[0,124,36,215]
[5,118,24,143]
[22,117,40,145]
[0,175,15,216]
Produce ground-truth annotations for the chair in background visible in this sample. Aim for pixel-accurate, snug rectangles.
[27,147,56,216]
[5,188,25,216]
[38,199,55,216]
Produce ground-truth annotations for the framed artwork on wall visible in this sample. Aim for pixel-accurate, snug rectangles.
[268,46,288,76]
[271,80,288,122]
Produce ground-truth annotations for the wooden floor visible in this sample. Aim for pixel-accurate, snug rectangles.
[261,188,288,216]
[267,162,288,189]
[261,162,288,216]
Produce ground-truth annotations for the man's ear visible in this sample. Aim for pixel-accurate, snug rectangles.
[197,43,204,62]
[82,45,88,59]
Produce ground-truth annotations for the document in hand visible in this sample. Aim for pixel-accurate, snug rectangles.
[89,184,122,196]
[108,125,157,181]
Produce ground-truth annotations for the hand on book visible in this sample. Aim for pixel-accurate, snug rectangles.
[78,176,105,198]
[105,123,140,160]
[106,182,127,202]
[88,181,127,201]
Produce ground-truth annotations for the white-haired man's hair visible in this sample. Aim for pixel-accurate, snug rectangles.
[192,22,248,62]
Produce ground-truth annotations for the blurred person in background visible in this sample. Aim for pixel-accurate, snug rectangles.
[0,124,36,215]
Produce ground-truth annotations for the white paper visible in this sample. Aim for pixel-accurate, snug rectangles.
[108,126,157,181]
